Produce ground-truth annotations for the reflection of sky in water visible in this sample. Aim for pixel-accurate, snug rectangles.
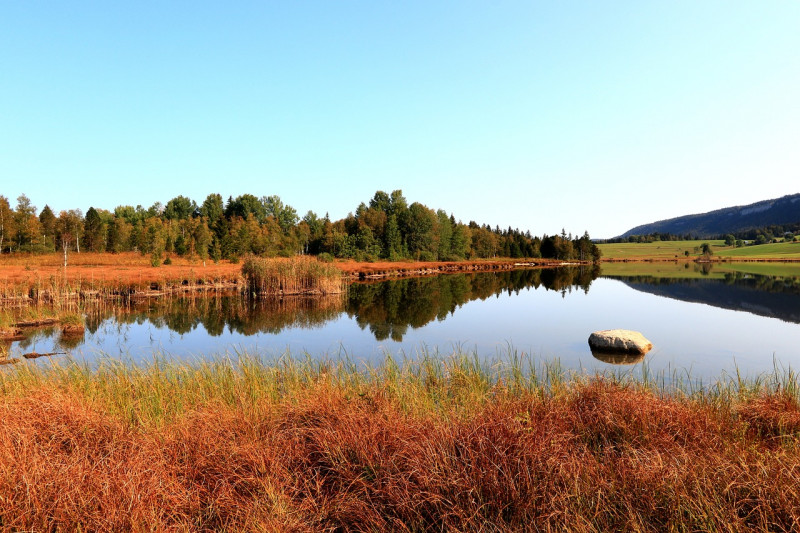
[9,276,800,382]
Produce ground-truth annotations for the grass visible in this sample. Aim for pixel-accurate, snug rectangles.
[0,252,243,303]
[0,350,798,531]
[717,241,800,258]
[598,240,727,259]
[242,255,345,296]
[599,239,800,260]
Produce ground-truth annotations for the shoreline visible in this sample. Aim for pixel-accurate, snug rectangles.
[0,254,588,305]
[1,251,797,306]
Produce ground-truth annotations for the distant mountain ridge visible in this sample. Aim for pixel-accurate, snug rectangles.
[619,193,800,239]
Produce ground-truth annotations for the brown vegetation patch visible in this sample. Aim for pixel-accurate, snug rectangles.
[0,252,243,301]
[0,376,798,530]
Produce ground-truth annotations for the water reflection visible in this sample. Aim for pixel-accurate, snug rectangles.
[347,267,599,341]
[13,267,600,351]
[590,350,647,365]
[606,271,800,324]
[85,296,345,338]
[8,264,800,377]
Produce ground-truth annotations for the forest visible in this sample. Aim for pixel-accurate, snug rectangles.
[0,190,601,264]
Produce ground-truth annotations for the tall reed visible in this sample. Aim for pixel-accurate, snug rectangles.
[242,255,344,296]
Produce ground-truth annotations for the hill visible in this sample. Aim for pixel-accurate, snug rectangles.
[619,193,800,239]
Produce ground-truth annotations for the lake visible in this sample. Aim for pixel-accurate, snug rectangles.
[7,262,800,381]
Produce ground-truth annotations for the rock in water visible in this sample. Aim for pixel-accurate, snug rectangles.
[588,329,653,355]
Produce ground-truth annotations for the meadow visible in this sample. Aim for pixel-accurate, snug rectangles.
[597,240,725,259]
[599,240,800,260]
[0,352,798,531]
[717,241,800,258]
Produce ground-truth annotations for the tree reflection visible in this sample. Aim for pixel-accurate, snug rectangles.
[608,272,800,324]
[346,266,600,341]
[50,267,602,348]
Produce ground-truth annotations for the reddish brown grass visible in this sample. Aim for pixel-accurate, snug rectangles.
[0,377,798,531]
[0,252,242,298]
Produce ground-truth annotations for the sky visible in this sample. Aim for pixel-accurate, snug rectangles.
[1,2,799,238]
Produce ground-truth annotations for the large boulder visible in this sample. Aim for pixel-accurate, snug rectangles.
[588,329,653,355]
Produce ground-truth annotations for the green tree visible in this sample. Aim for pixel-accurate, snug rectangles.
[405,203,438,259]
[0,196,15,253]
[226,194,266,222]
[38,205,57,251]
[144,217,167,265]
[436,210,452,260]
[14,194,41,250]
[450,222,470,259]
[199,193,224,224]
[83,207,107,252]
[384,214,402,259]
[164,195,198,220]
[262,195,299,234]
[302,210,324,254]
[107,217,133,253]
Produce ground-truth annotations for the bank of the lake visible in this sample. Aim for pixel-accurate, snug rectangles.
[0,252,578,305]
[0,353,797,531]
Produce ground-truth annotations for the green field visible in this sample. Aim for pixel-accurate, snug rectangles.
[599,240,800,260]
[597,240,726,259]
[716,241,800,258]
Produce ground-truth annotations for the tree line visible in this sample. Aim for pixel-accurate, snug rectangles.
[0,190,601,264]
[604,224,800,247]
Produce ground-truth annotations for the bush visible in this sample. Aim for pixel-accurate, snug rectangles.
[418,251,437,262]
[317,253,334,263]
[162,257,172,265]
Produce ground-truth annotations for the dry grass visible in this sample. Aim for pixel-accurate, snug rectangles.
[242,256,344,296]
[0,353,798,531]
[0,252,242,302]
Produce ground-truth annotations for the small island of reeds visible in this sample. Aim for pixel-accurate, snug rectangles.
[242,255,344,297]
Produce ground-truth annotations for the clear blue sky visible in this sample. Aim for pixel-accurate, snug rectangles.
[2,1,798,238]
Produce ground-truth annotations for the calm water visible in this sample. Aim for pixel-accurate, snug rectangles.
[7,263,800,380]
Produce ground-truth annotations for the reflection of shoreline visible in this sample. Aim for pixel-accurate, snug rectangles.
[607,274,800,324]
[9,267,602,352]
[346,267,600,341]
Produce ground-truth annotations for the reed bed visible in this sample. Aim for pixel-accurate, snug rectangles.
[242,255,344,296]
[0,350,798,531]
[0,252,243,305]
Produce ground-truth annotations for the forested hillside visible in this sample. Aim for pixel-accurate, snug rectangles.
[0,190,601,263]
[620,193,800,239]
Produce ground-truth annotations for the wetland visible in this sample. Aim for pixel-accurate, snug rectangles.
[5,261,800,382]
